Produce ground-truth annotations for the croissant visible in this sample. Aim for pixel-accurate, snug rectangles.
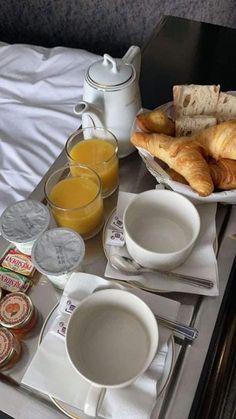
[196,119,236,159]
[209,158,236,189]
[167,159,236,190]
[166,168,188,184]
[131,132,214,196]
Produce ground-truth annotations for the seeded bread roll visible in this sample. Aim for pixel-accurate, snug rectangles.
[216,92,236,121]
[175,115,217,137]
[173,84,220,117]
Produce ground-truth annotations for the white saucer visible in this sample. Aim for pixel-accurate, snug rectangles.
[38,296,175,419]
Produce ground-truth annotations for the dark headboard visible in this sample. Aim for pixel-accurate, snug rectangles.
[1,0,236,56]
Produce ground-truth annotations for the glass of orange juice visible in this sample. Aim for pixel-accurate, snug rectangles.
[65,127,119,198]
[44,164,104,240]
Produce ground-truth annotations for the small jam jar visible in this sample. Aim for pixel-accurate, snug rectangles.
[0,292,38,337]
[0,327,21,370]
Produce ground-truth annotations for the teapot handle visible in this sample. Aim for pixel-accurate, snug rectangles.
[122,45,141,80]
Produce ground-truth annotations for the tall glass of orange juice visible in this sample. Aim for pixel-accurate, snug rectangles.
[65,127,119,198]
[44,164,104,240]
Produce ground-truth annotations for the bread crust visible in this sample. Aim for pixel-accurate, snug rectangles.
[173,84,220,117]
[216,92,236,121]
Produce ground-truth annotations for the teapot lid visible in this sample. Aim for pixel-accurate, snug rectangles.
[87,54,134,89]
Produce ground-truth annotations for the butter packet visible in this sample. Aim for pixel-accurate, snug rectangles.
[2,248,35,277]
[0,267,31,293]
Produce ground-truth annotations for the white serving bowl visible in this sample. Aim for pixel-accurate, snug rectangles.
[123,189,200,271]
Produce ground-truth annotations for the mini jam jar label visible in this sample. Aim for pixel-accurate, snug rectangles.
[0,293,31,327]
[0,328,13,364]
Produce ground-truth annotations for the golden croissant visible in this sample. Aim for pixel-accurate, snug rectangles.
[166,168,188,184]
[209,158,236,189]
[167,159,236,190]
[196,119,236,159]
[131,131,214,196]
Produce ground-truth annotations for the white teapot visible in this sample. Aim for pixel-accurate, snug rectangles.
[74,46,141,158]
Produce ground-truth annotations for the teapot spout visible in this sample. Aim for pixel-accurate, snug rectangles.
[74,101,104,128]
[122,45,141,80]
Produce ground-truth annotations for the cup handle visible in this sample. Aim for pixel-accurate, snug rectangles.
[84,385,106,417]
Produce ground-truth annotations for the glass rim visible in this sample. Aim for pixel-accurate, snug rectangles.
[44,163,102,212]
[65,126,118,164]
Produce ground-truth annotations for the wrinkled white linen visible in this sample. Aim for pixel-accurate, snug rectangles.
[0,42,100,215]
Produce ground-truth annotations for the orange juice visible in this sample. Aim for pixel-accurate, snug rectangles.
[49,176,104,238]
[69,139,119,197]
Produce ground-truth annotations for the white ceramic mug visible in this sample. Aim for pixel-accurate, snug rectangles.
[66,289,159,417]
[123,189,200,271]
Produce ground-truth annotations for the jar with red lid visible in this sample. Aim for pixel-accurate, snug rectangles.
[0,292,38,337]
[0,327,21,370]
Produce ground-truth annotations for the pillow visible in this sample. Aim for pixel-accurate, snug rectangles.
[0,42,100,215]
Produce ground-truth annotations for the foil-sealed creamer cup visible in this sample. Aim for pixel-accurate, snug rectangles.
[0,200,51,255]
[31,227,85,290]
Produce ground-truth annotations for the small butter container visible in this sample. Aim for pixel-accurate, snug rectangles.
[1,248,35,277]
[0,267,31,294]
[31,228,85,290]
[0,200,50,255]
[0,327,22,370]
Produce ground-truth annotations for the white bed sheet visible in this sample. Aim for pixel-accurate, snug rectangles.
[0,42,100,215]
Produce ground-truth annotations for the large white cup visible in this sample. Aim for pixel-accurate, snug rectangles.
[66,289,159,417]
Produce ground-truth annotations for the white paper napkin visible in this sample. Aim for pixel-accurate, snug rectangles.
[104,191,219,296]
[22,273,180,419]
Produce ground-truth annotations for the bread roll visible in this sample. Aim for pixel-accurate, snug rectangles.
[173,84,220,117]
[175,115,217,137]
[136,109,175,135]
